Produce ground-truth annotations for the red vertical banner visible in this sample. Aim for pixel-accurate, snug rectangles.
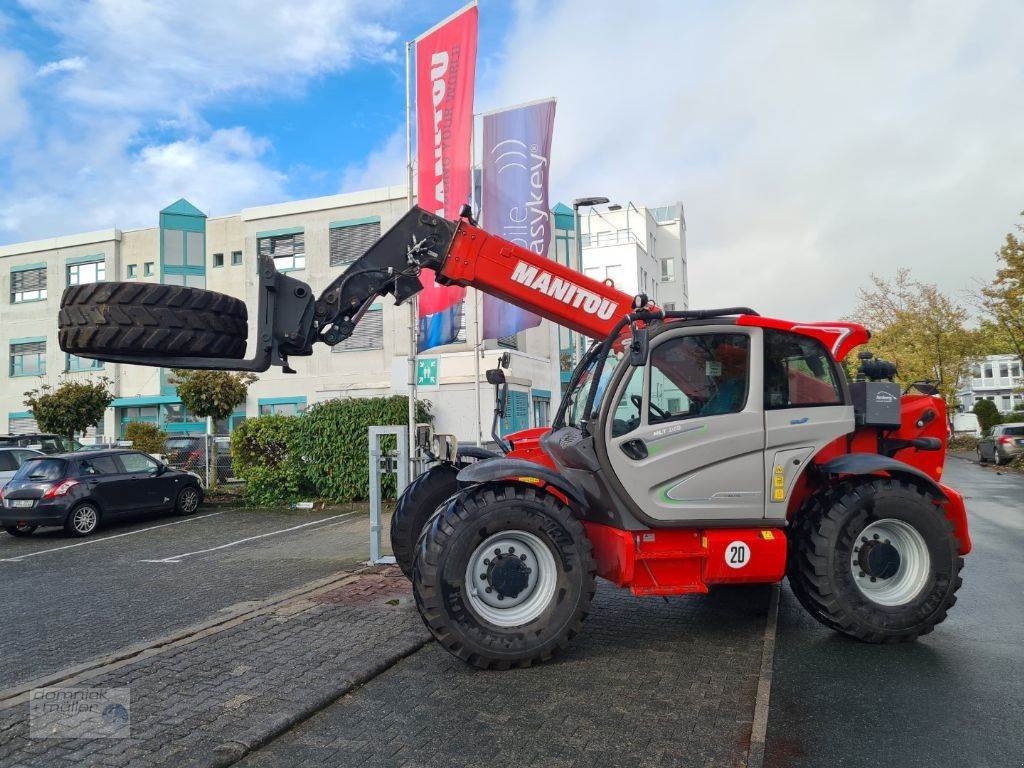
[414,2,478,351]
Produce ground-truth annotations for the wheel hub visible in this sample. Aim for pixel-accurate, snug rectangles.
[485,552,531,599]
[857,539,901,579]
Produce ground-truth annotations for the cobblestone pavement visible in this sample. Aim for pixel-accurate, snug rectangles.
[239,582,772,768]
[0,568,428,768]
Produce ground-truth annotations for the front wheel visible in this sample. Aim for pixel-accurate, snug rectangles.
[175,485,203,515]
[413,483,596,669]
[789,478,962,643]
[390,464,460,579]
[4,523,37,537]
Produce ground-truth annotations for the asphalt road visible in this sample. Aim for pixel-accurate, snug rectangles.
[766,457,1024,768]
[0,504,391,691]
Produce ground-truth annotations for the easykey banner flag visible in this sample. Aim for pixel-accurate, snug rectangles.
[481,98,557,339]
[414,1,478,351]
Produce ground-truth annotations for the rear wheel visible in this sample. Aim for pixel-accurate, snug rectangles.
[413,483,595,669]
[3,523,37,537]
[59,282,248,359]
[65,504,101,537]
[790,478,962,642]
[390,464,460,579]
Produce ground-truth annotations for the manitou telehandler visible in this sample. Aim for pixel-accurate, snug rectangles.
[58,205,970,669]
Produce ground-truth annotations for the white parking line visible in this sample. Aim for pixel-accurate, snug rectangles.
[0,512,224,563]
[139,512,359,564]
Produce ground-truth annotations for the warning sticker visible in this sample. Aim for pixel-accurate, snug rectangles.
[725,540,750,569]
[706,360,722,377]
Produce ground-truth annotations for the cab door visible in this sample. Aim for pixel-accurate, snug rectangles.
[603,326,766,524]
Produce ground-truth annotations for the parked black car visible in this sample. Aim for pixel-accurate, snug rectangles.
[0,450,203,537]
[0,434,83,454]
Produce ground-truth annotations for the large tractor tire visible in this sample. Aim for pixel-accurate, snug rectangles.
[390,463,460,579]
[413,483,596,669]
[59,282,248,359]
[789,478,963,643]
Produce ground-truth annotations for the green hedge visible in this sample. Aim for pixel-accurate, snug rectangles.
[231,396,431,506]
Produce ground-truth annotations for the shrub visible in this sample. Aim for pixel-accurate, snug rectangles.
[124,421,169,456]
[947,434,979,453]
[973,399,1001,435]
[229,396,431,506]
[24,377,113,440]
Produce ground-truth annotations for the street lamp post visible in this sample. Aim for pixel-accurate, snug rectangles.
[571,196,609,365]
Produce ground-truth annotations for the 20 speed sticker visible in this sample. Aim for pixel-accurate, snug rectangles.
[725,541,750,569]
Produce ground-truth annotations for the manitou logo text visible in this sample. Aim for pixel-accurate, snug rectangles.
[429,51,449,215]
[510,261,618,320]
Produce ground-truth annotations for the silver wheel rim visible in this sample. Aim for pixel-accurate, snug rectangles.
[73,506,98,534]
[464,530,558,627]
[180,489,199,513]
[851,518,931,606]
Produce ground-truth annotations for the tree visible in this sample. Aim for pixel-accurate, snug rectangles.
[23,377,113,441]
[848,270,981,408]
[978,210,1024,361]
[171,369,257,428]
[123,421,169,455]
[973,398,1001,436]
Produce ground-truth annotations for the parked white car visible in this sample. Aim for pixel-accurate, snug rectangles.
[0,447,44,486]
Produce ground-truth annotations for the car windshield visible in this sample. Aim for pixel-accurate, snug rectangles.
[13,458,67,482]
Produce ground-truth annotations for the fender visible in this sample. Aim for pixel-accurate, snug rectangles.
[456,445,502,461]
[456,457,587,509]
[818,453,947,500]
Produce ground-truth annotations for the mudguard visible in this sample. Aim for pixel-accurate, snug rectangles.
[819,453,947,500]
[456,457,587,509]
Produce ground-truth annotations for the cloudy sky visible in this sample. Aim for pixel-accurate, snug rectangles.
[0,0,1021,320]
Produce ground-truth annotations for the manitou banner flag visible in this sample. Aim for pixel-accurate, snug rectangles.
[414,1,478,351]
[480,98,557,339]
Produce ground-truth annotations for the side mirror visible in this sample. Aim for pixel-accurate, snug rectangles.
[155,463,167,476]
[485,368,506,385]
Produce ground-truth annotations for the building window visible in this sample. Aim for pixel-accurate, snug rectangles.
[231,251,243,266]
[1001,395,1012,411]
[533,393,551,427]
[663,302,676,311]
[258,231,305,271]
[163,273,206,289]
[67,353,103,372]
[498,334,518,349]
[144,262,154,277]
[329,218,382,268]
[11,267,47,303]
[11,341,46,377]
[984,364,993,378]
[67,259,105,286]
[127,264,138,279]
[661,258,674,281]
[331,305,383,351]
[213,253,224,268]
[258,398,307,416]
[1013,362,1021,378]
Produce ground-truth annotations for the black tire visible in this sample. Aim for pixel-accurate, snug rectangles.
[175,485,203,515]
[977,448,986,463]
[391,464,460,579]
[59,282,248,359]
[789,478,963,643]
[64,503,101,537]
[413,483,596,670]
[3,523,37,537]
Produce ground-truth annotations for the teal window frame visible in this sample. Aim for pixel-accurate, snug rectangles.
[144,262,154,277]
[258,396,307,416]
[231,250,243,266]
[66,255,106,287]
[257,227,305,272]
[127,264,138,279]
[212,252,224,268]
[160,199,207,288]
[10,263,47,304]
[66,353,104,372]
[10,338,46,377]
[500,390,530,436]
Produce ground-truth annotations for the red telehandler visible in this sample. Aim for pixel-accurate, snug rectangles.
[58,206,970,669]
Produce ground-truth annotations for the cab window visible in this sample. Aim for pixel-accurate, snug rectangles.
[563,343,625,429]
[611,366,645,437]
[764,330,842,409]
[648,333,750,423]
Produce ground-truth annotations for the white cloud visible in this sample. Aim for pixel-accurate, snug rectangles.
[340,128,406,193]
[0,49,29,141]
[36,56,87,76]
[19,0,399,117]
[484,0,1024,321]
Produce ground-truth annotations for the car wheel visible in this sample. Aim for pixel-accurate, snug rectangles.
[65,504,101,537]
[3,522,38,537]
[175,485,202,515]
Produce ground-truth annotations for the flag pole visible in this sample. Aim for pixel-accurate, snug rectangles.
[471,111,483,447]
[406,39,418,478]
